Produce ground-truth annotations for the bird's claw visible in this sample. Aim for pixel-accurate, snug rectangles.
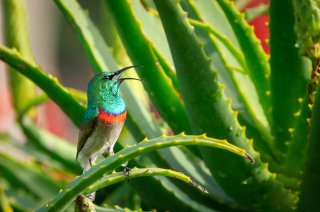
[85,192,96,201]
[123,166,132,178]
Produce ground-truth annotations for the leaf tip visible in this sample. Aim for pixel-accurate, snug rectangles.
[189,178,208,194]
[244,153,255,164]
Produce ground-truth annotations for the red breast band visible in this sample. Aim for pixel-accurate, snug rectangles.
[98,110,127,124]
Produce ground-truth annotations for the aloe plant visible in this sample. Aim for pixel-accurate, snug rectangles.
[0,0,319,211]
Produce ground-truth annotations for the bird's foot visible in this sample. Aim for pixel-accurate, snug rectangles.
[120,162,131,179]
[123,166,132,178]
[85,192,96,201]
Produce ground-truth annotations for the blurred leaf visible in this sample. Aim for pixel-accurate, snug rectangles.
[21,118,81,174]
[54,0,115,73]
[0,46,85,127]
[3,188,36,212]
[0,187,13,212]
[0,152,59,200]
[3,0,37,114]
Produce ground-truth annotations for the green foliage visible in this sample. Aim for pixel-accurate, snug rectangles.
[0,0,319,211]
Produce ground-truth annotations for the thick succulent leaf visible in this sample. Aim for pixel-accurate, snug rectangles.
[38,134,251,211]
[0,46,85,127]
[298,83,320,211]
[53,1,224,208]
[104,0,191,134]
[3,0,36,114]
[20,118,81,174]
[245,3,269,22]
[154,0,296,209]
[130,1,174,67]
[0,187,14,212]
[86,168,208,198]
[283,97,310,178]
[130,1,179,90]
[0,151,59,200]
[187,0,277,166]
[269,0,311,155]
[215,0,272,123]
[2,187,37,212]
[54,0,116,73]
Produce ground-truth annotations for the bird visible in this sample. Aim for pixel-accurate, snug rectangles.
[76,65,140,200]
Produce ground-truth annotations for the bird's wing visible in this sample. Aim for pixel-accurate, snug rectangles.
[76,117,98,160]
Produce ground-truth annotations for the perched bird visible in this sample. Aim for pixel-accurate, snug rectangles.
[76,65,140,179]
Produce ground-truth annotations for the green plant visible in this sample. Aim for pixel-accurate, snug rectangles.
[0,0,319,211]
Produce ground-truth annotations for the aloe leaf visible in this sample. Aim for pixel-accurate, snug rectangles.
[38,135,251,211]
[186,2,277,164]
[5,189,37,212]
[298,83,320,211]
[154,0,296,209]
[20,118,81,174]
[269,0,311,154]
[215,0,272,122]
[245,3,269,22]
[86,168,207,195]
[108,158,216,211]
[104,0,191,134]
[130,177,214,212]
[0,187,13,212]
[0,46,85,127]
[17,94,48,121]
[150,44,179,90]
[188,19,247,72]
[3,0,37,114]
[130,1,179,89]
[283,97,310,178]
[54,0,115,73]
[131,0,174,66]
[0,152,59,200]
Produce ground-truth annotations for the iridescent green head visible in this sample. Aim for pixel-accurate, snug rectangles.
[85,66,140,120]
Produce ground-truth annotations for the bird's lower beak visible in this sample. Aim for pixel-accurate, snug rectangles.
[114,65,142,84]
[117,77,141,84]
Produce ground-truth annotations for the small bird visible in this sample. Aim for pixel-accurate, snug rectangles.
[76,66,140,199]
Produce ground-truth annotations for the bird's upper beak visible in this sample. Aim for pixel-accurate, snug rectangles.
[114,65,142,84]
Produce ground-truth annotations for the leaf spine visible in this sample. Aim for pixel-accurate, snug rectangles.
[201,133,207,138]
[179,131,186,136]
[142,137,149,142]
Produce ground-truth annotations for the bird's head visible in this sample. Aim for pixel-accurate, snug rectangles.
[87,66,141,112]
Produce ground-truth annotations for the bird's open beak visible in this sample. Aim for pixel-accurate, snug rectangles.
[114,65,142,84]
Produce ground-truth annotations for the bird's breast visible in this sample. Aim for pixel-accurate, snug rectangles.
[98,109,127,125]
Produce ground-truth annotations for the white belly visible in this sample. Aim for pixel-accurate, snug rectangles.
[78,121,124,170]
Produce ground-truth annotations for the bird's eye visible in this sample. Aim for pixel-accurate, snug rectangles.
[104,75,113,80]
